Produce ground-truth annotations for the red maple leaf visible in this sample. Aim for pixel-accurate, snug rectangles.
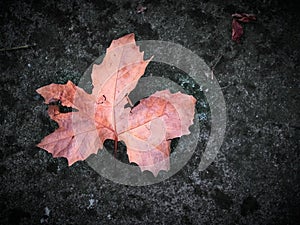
[36,33,196,176]
[232,13,256,42]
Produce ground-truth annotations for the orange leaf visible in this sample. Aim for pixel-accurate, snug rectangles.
[36,33,196,176]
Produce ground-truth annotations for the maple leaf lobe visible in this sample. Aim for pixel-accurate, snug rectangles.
[118,90,196,176]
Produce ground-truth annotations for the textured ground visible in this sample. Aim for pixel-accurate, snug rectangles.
[0,0,299,224]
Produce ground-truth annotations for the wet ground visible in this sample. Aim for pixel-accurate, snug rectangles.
[0,0,299,224]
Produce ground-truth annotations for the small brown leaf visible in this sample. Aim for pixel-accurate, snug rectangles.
[232,13,256,23]
[232,18,244,42]
[231,13,256,42]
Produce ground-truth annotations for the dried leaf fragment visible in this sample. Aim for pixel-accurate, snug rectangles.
[232,13,256,42]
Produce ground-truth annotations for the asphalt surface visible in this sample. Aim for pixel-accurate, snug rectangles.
[0,0,299,224]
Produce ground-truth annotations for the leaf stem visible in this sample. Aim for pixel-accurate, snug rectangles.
[114,136,118,159]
